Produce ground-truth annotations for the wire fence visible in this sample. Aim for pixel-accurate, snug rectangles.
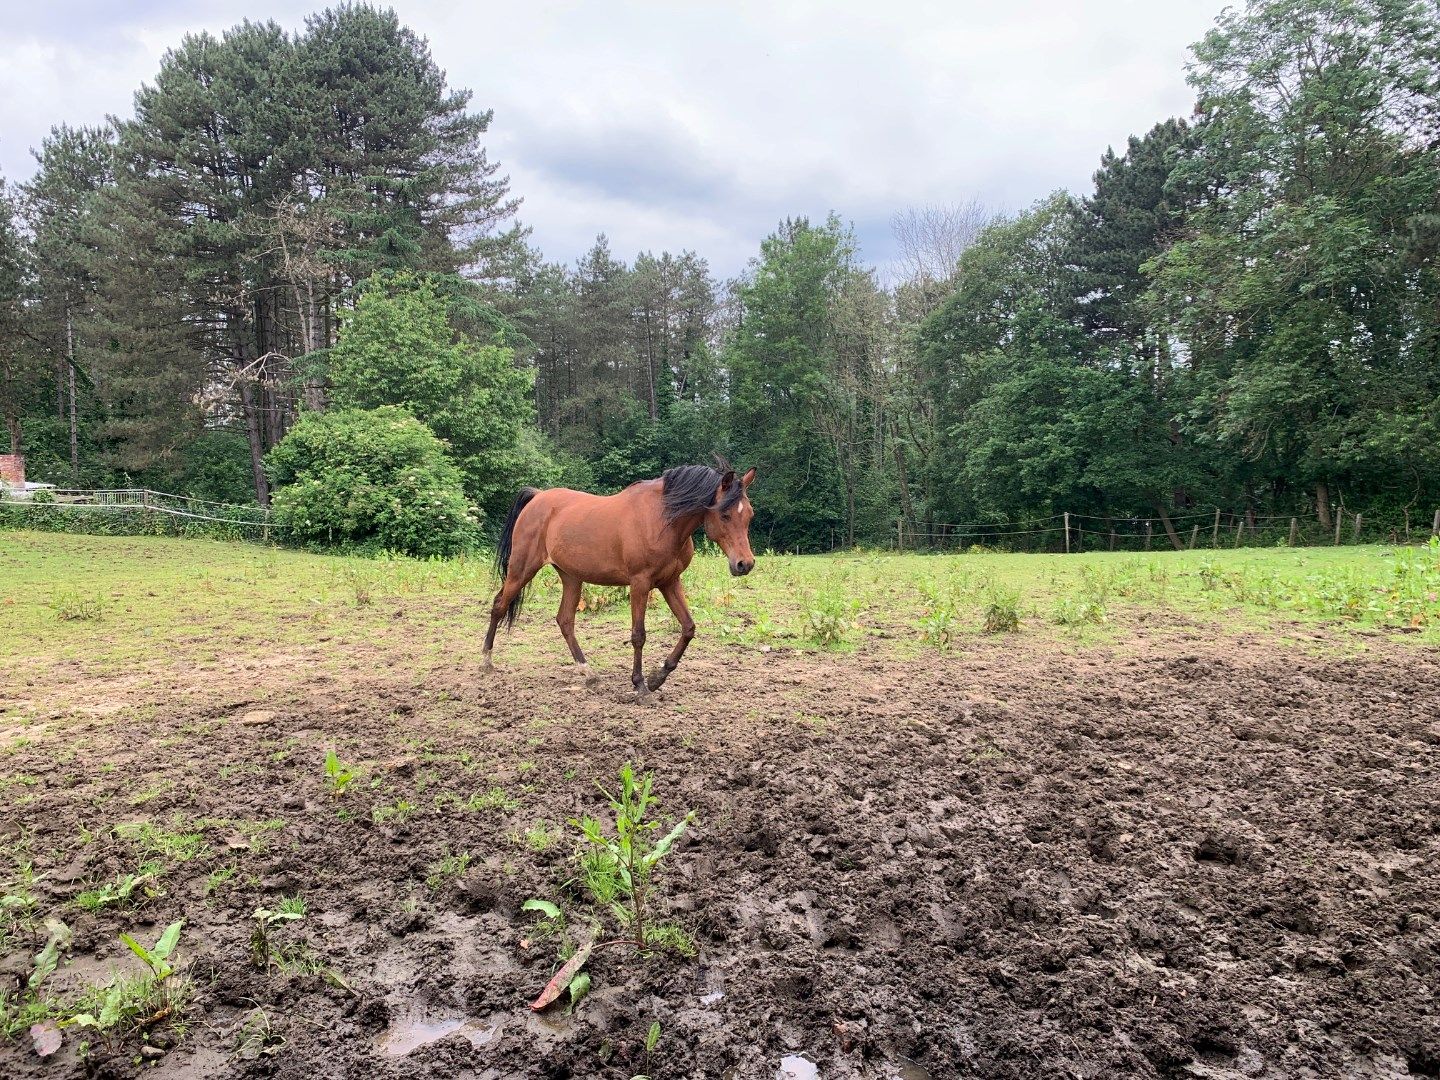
[6,487,1438,555]
[0,487,276,539]
[896,506,1440,553]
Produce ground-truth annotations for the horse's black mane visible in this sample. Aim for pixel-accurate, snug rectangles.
[661,459,743,524]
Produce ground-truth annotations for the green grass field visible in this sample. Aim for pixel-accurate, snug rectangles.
[3,531,1438,686]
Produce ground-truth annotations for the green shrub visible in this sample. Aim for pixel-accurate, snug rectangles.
[803,585,861,646]
[982,586,1021,633]
[266,406,479,557]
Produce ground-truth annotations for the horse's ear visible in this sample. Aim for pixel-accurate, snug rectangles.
[718,469,736,490]
[741,467,756,489]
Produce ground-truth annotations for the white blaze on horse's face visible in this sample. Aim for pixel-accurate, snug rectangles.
[706,468,757,577]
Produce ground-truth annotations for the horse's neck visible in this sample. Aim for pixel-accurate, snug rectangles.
[663,510,705,556]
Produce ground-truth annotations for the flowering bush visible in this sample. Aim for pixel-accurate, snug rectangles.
[267,407,480,557]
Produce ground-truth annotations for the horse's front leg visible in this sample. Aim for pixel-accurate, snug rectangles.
[629,584,651,697]
[647,578,695,692]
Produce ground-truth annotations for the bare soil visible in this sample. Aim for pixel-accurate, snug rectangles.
[3,617,1439,1079]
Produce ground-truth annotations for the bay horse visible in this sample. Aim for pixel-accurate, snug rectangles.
[482,459,757,696]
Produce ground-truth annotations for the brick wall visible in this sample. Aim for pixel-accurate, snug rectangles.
[0,454,24,490]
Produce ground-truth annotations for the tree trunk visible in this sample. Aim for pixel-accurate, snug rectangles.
[240,377,270,508]
[1315,481,1333,530]
[67,307,79,482]
[889,419,917,532]
[1155,502,1184,551]
[0,355,21,455]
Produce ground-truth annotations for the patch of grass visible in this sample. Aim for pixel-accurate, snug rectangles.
[69,921,190,1046]
[0,863,37,953]
[643,922,696,957]
[425,851,471,890]
[372,799,416,825]
[75,866,164,911]
[1052,593,1107,627]
[203,865,238,896]
[49,588,107,621]
[515,822,560,852]
[114,821,210,863]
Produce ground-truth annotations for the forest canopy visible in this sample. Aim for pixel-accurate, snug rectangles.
[1,0,1437,552]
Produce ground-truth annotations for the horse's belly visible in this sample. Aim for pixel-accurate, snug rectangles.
[547,516,632,584]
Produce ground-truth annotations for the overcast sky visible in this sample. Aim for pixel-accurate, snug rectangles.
[0,1,1227,279]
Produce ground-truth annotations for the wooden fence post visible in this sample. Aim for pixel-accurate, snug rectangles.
[1145,520,1153,550]
[1212,508,1221,548]
[1234,518,1244,547]
[1334,512,1343,546]
[1064,511,1071,554]
[1109,527,1117,551]
[896,517,904,552]
[1352,513,1362,544]
[1189,524,1199,549]
[1288,517,1299,547]
[1432,507,1439,537]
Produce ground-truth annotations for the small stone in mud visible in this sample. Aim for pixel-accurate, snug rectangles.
[238,710,277,726]
[140,1045,165,1060]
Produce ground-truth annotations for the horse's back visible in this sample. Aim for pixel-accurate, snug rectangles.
[522,482,670,585]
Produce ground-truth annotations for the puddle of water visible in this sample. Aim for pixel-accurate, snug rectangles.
[778,1053,819,1080]
[375,1016,499,1057]
[892,1057,930,1080]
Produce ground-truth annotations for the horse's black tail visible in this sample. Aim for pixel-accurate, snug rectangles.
[495,487,539,628]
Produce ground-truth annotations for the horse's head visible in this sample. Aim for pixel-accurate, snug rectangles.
[704,466,757,576]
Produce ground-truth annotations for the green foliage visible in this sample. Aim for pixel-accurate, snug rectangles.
[327,272,553,517]
[803,584,862,647]
[76,869,162,912]
[323,749,358,797]
[48,588,106,622]
[982,587,1022,633]
[918,599,958,649]
[725,216,885,550]
[251,904,305,970]
[372,799,416,825]
[571,765,695,952]
[70,922,189,1042]
[267,406,479,557]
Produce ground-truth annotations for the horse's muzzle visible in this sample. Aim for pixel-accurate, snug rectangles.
[730,559,754,577]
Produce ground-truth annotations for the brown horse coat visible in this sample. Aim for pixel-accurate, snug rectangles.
[482,462,757,695]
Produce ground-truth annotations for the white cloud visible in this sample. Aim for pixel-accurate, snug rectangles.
[0,0,1226,277]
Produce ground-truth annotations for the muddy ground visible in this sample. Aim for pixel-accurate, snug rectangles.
[2,613,1439,1079]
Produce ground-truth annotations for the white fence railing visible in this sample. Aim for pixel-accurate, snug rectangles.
[2,488,275,529]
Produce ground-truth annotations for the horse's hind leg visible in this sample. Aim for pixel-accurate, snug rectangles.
[482,554,543,671]
[555,571,595,683]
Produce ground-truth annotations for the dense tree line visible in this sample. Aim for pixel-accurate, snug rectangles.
[2,0,1437,553]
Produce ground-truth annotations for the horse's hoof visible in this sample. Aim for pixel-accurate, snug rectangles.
[633,682,651,703]
[645,670,667,692]
[576,663,600,687]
